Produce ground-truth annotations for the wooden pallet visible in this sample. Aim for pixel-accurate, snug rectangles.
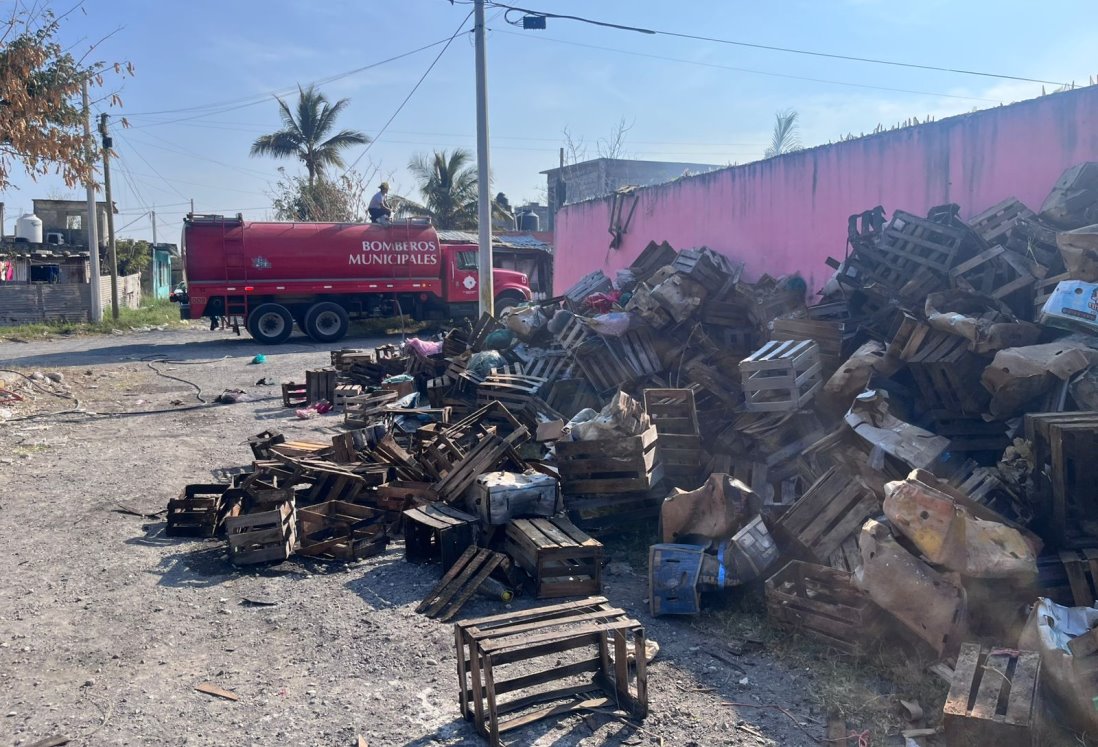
[505,517,604,598]
[874,208,972,282]
[297,500,388,560]
[765,560,881,655]
[777,467,879,568]
[166,484,229,537]
[943,643,1040,747]
[403,502,478,569]
[906,331,990,415]
[455,596,647,747]
[556,426,661,495]
[740,339,822,413]
[225,501,296,565]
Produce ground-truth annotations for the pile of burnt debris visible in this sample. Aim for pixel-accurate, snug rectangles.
[164,162,1098,744]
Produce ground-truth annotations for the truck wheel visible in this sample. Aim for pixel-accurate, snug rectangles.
[246,303,294,344]
[304,302,350,343]
[494,292,526,316]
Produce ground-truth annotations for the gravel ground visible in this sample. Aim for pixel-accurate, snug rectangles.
[0,327,836,747]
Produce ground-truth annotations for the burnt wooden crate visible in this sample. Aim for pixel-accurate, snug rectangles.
[629,240,677,283]
[330,348,369,371]
[777,468,878,568]
[949,245,1038,303]
[403,502,478,569]
[868,209,973,291]
[612,327,662,379]
[968,198,1036,247]
[671,246,741,293]
[455,596,647,747]
[247,429,285,460]
[943,643,1040,747]
[769,318,845,377]
[417,546,507,622]
[1057,549,1098,606]
[906,330,990,414]
[555,313,594,353]
[224,501,296,565]
[524,349,573,381]
[740,339,822,413]
[376,481,436,512]
[305,367,337,404]
[475,373,548,425]
[556,426,661,495]
[572,337,634,395]
[566,490,664,535]
[562,269,613,306]
[505,516,604,598]
[1024,412,1098,548]
[281,381,308,408]
[765,560,880,655]
[166,484,229,537]
[431,427,529,503]
[297,500,388,561]
[929,411,1010,454]
[644,388,702,489]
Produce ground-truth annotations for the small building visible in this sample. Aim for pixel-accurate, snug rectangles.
[542,158,721,230]
[0,242,93,324]
[149,242,180,300]
[31,199,110,249]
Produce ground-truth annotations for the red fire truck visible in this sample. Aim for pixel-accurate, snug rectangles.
[175,214,532,344]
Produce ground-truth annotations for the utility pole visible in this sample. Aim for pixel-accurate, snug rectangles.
[98,113,119,320]
[190,198,194,216]
[82,81,102,322]
[151,209,157,299]
[474,0,494,318]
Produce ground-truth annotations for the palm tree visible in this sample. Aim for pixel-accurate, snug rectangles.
[250,84,369,185]
[408,148,479,229]
[764,109,802,158]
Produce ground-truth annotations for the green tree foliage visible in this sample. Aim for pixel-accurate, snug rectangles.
[0,3,132,189]
[764,109,802,158]
[114,238,151,277]
[407,148,479,229]
[250,84,368,185]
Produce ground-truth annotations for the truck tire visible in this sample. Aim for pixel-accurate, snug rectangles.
[304,301,350,343]
[246,303,294,344]
[494,291,526,316]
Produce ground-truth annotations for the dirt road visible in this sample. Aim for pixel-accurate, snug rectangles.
[0,328,826,746]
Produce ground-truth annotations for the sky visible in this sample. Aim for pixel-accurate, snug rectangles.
[3,0,1097,244]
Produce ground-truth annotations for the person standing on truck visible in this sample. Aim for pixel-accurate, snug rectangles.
[368,182,392,223]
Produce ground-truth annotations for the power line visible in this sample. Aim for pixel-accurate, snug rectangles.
[116,134,189,200]
[488,2,1071,87]
[121,35,465,120]
[343,11,474,176]
[494,29,999,103]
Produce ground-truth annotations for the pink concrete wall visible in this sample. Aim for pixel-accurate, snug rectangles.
[554,87,1098,294]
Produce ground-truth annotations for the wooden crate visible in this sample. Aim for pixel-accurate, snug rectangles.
[330,348,370,372]
[968,197,1036,247]
[505,516,604,598]
[343,390,399,427]
[769,318,845,376]
[765,560,880,655]
[281,381,307,408]
[1056,549,1098,606]
[305,367,337,404]
[949,245,1037,303]
[777,468,878,568]
[906,331,990,415]
[629,240,677,283]
[929,411,1010,454]
[455,596,647,747]
[868,209,972,291]
[475,373,548,424]
[225,501,296,565]
[376,481,436,512]
[644,388,702,489]
[943,643,1040,747]
[555,426,661,495]
[417,546,508,622]
[562,269,613,306]
[740,339,822,413]
[403,502,478,569]
[333,384,362,408]
[166,484,229,537]
[1024,412,1098,548]
[247,429,285,460]
[671,246,741,293]
[566,490,664,535]
[297,500,388,561]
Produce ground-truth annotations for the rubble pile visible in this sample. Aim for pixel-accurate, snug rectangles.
[162,162,1098,743]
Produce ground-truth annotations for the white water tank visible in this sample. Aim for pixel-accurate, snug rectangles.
[16,213,43,243]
